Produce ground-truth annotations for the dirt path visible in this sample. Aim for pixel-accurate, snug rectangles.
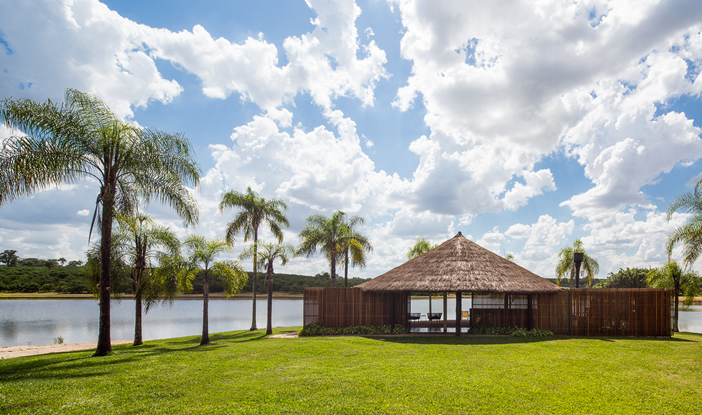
[0,340,132,360]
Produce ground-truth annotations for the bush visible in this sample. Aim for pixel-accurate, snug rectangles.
[40,283,55,292]
[22,282,41,292]
[468,324,554,337]
[299,324,410,336]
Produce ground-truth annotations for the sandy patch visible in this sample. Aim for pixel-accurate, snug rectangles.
[268,331,299,338]
[0,340,132,360]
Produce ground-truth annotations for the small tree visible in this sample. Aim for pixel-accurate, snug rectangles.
[219,187,289,331]
[183,236,248,345]
[240,242,294,335]
[595,268,649,289]
[407,237,437,260]
[297,211,347,288]
[647,261,701,332]
[0,250,18,267]
[555,239,599,287]
[111,212,182,346]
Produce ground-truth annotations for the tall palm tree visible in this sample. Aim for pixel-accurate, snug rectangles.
[183,236,247,345]
[240,242,294,335]
[112,212,181,346]
[647,261,701,332]
[338,216,372,287]
[0,89,200,356]
[297,210,348,288]
[666,184,702,267]
[219,187,289,331]
[555,239,599,287]
[406,237,437,261]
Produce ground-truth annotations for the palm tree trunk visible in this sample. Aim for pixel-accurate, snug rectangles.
[344,248,349,288]
[250,229,258,331]
[330,246,337,288]
[94,182,116,357]
[674,281,680,332]
[134,289,143,346]
[201,270,210,345]
[266,264,273,335]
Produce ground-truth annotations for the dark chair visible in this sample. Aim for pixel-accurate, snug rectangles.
[407,313,421,321]
[427,312,442,322]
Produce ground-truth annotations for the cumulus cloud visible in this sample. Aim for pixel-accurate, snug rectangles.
[0,0,388,121]
[390,0,702,219]
[476,226,505,254]
[505,215,574,276]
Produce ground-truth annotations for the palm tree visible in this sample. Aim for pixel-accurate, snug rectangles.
[406,237,437,260]
[554,239,599,288]
[297,210,348,288]
[647,261,701,332]
[240,242,294,335]
[183,236,247,345]
[219,187,289,331]
[0,89,200,356]
[112,212,181,346]
[666,184,702,267]
[338,216,372,287]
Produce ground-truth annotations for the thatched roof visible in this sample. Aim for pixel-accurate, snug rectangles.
[358,232,560,294]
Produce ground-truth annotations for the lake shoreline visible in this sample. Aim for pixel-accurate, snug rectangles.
[0,292,304,300]
[3,292,700,304]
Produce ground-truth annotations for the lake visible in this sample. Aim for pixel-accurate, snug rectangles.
[1,299,700,347]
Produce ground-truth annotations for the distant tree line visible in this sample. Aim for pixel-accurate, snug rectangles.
[0,257,369,294]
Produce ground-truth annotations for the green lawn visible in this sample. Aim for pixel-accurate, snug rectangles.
[1,330,701,414]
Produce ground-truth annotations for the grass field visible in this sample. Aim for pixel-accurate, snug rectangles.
[1,330,701,414]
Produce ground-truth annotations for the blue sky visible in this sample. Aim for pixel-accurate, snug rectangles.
[2,0,702,280]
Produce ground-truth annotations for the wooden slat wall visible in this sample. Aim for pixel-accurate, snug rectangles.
[303,288,408,328]
[305,288,672,337]
[531,289,672,336]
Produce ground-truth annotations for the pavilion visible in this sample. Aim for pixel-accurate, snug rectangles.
[356,231,561,335]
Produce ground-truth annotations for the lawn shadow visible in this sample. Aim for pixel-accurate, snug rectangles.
[360,333,697,345]
[360,334,566,345]
[0,330,269,383]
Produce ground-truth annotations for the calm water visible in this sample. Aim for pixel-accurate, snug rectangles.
[0,299,303,347]
[678,305,702,334]
[1,299,700,347]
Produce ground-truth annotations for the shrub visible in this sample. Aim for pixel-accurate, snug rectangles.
[299,324,410,336]
[40,283,55,292]
[22,282,41,292]
[468,324,554,337]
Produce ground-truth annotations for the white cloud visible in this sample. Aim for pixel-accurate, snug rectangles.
[505,215,574,276]
[76,209,90,216]
[0,0,182,118]
[0,0,388,122]
[476,226,505,254]
[390,0,702,219]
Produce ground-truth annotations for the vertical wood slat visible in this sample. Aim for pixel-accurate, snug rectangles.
[533,288,672,337]
[303,288,407,328]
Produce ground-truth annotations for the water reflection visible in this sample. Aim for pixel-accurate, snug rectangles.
[0,299,303,347]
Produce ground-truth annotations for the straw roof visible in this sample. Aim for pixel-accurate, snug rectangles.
[358,232,560,293]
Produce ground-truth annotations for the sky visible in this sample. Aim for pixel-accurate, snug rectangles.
[2,0,702,280]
